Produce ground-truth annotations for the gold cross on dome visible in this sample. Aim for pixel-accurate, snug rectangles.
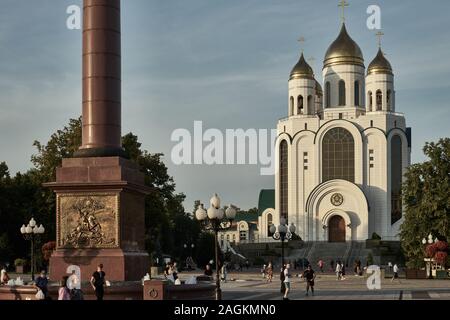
[338,0,349,23]
[376,31,384,48]
[298,36,305,53]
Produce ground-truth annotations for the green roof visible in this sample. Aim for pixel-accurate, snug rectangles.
[234,212,259,222]
[258,189,275,216]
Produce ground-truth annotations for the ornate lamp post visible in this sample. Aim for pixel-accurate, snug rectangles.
[184,243,195,270]
[270,217,296,268]
[270,217,296,292]
[20,218,45,281]
[422,233,438,279]
[195,194,237,300]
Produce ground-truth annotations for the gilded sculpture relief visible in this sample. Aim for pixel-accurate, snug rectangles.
[57,194,119,248]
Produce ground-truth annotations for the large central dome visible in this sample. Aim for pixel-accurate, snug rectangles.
[324,23,364,68]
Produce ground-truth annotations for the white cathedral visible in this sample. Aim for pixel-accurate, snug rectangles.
[259,22,411,243]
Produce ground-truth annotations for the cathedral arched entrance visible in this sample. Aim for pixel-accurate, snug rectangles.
[328,215,345,242]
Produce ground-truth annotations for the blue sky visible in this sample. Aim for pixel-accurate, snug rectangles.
[0,0,449,210]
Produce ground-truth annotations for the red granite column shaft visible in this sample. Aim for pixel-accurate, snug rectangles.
[79,0,122,154]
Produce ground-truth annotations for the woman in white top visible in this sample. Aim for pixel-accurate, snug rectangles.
[335,262,342,280]
[283,264,291,300]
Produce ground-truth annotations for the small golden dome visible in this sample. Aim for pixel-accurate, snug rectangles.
[324,23,364,68]
[367,48,393,75]
[290,53,314,80]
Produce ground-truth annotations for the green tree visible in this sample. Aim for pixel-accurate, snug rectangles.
[400,138,450,268]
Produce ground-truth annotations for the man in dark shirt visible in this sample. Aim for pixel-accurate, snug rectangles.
[35,270,49,299]
[90,264,106,301]
[303,265,316,296]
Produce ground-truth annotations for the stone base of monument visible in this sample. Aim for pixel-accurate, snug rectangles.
[49,248,149,282]
[143,280,216,300]
[0,282,144,300]
[45,156,151,282]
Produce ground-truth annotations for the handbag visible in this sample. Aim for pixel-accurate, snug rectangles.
[35,289,45,300]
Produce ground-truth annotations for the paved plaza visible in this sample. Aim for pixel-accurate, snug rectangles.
[179,270,450,300]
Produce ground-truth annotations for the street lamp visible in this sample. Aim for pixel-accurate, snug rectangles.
[421,233,438,279]
[195,194,237,300]
[269,217,296,268]
[20,218,45,281]
[183,243,195,269]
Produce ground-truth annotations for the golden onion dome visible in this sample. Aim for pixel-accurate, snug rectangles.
[290,53,314,80]
[367,48,393,75]
[324,23,364,68]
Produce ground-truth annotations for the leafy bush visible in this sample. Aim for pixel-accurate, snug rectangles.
[371,233,381,240]
[14,258,27,267]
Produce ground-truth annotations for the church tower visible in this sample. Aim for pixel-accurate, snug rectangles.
[323,23,365,117]
[366,44,395,112]
[288,53,317,117]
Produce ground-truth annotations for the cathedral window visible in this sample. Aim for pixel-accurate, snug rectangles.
[290,96,294,115]
[391,135,403,224]
[376,90,382,111]
[279,140,289,220]
[354,81,360,106]
[267,213,273,236]
[368,91,373,111]
[322,127,355,182]
[387,90,392,110]
[325,82,331,108]
[338,80,346,106]
[297,95,304,114]
[307,95,313,114]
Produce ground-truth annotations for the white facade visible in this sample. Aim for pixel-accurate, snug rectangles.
[261,23,411,242]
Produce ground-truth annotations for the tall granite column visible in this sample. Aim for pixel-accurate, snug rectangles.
[46,0,150,282]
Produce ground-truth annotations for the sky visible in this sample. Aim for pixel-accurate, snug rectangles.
[0,0,449,210]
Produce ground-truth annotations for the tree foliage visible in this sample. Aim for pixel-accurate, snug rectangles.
[0,118,201,267]
[400,138,450,268]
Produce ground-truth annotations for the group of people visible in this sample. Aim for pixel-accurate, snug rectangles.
[280,263,316,300]
[1,264,107,301]
[164,262,179,283]
[261,262,274,282]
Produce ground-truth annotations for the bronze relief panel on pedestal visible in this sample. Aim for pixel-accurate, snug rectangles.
[57,194,120,249]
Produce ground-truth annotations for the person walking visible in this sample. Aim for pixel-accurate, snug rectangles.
[391,264,401,283]
[221,263,227,283]
[0,267,10,285]
[204,264,213,277]
[58,276,71,300]
[282,264,292,300]
[303,265,316,296]
[341,262,346,280]
[90,264,106,301]
[35,270,49,299]
[317,260,324,273]
[266,262,273,283]
[335,261,342,280]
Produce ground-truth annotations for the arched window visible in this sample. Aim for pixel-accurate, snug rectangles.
[267,213,273,236]
[387,90,392,110]
[368,91,373,111]
[307,95,313,115]
[354,81,360,106]
[376,90,382,111]
[338,80,346,106]
[297,95,304,115]
[290,96,294,116]
[391,135,402,224]
[322,128,355,182]
[279,140,288,220]
[325,82,331,108]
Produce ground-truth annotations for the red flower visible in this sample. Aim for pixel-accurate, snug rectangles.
[435,241,449,252]
[425,243,437,258]
[434,252,448,265]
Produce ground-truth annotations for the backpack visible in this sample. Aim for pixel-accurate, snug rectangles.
[280,270,285,281]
